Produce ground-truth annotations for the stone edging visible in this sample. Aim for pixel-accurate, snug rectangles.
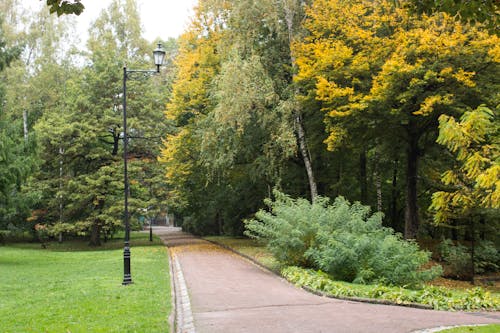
[166,247,177,333]
[204,238,434,311]
[162,235,196,333]
[173,255,196,333]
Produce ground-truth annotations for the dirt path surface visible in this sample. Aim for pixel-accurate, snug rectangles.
[153,227,499,333]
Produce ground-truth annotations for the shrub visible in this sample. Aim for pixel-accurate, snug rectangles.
[245,191,442,286]
[475,241,499,274]
[440,239,499,278]
[245,192,327,267]
[439,239,471,279]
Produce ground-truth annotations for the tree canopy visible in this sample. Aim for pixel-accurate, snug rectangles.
[2,0,498,250]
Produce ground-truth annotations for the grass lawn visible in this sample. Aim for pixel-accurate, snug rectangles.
[0,232,171,333]
[439,324,500,332]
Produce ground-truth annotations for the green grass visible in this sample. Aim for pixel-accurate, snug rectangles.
[0,232,171,333]
[439,325,500,332]
[205,236,500,311]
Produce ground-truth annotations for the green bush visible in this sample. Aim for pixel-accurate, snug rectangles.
[439,239,471,279]
[475,241,499,274]
[245,191,442,287]
[244,192,327,266]
[439,239,499,278]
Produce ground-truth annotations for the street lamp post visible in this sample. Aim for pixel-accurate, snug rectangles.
[122,43,166,285]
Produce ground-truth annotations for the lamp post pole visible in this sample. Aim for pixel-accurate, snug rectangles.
[122,65,132,285]
[122,43,165,286]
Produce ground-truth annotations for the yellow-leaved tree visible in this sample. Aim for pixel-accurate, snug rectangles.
[430,105,498,280]
[430,105,499,222]
[294,0,499,238]
[159,0,229,234]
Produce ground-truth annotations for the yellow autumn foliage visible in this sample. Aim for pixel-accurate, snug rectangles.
[294,0,499,154]
[431,106,499,223]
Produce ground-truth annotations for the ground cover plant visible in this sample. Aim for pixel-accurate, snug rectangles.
[245,191,442,287]
[282,267,499,311]
[0,232,171,333]
[206,236,500,311]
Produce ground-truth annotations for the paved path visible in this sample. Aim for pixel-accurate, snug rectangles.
[153,227,499,333]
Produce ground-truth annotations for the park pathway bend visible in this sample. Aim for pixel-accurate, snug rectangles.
[154,227,499,333]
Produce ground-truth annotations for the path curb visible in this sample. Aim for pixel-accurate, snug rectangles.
[173,255,195,333]
[160,232,196,333]
[167,247,177,333]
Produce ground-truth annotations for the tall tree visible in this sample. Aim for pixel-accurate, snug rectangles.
[160,0,229,234]
[34,0,171,244]
[0,16,26,229]
[294,0,499,238]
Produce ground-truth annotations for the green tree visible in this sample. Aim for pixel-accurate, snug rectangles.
[34,0,171,244]
[160,0,228,234]
[0,16,25,228]
[0,13,38,230]
[161,0,326,234]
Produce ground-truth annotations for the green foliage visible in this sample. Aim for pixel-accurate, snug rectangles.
[407,0,499,32]
[44,0,84,16]
[0,24,38,229]
[0,18,20,71]
[475,241,500,274]
[245,191,441,286]
[439,239,472,279]
[16,0,174,245]
[245,191,325,266]
[282,266,500,311]
[439,239,499,278]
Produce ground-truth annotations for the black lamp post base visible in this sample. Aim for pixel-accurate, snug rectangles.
[123,244,133,285]
[122,275,133,285]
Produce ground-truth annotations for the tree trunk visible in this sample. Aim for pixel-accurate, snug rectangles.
[470,217,476,284]
[23,110,28,141]
[360,150,368,203]
[89,222,102,246]
[283,2,318,202]
[217,212,223,236]
[59,147,64,243]
[296,115,318,201]
[390,158,398,229]
[404,131,420,239]
[112,132,120,156]
[373,148,382,212]
[451,219,458,240]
